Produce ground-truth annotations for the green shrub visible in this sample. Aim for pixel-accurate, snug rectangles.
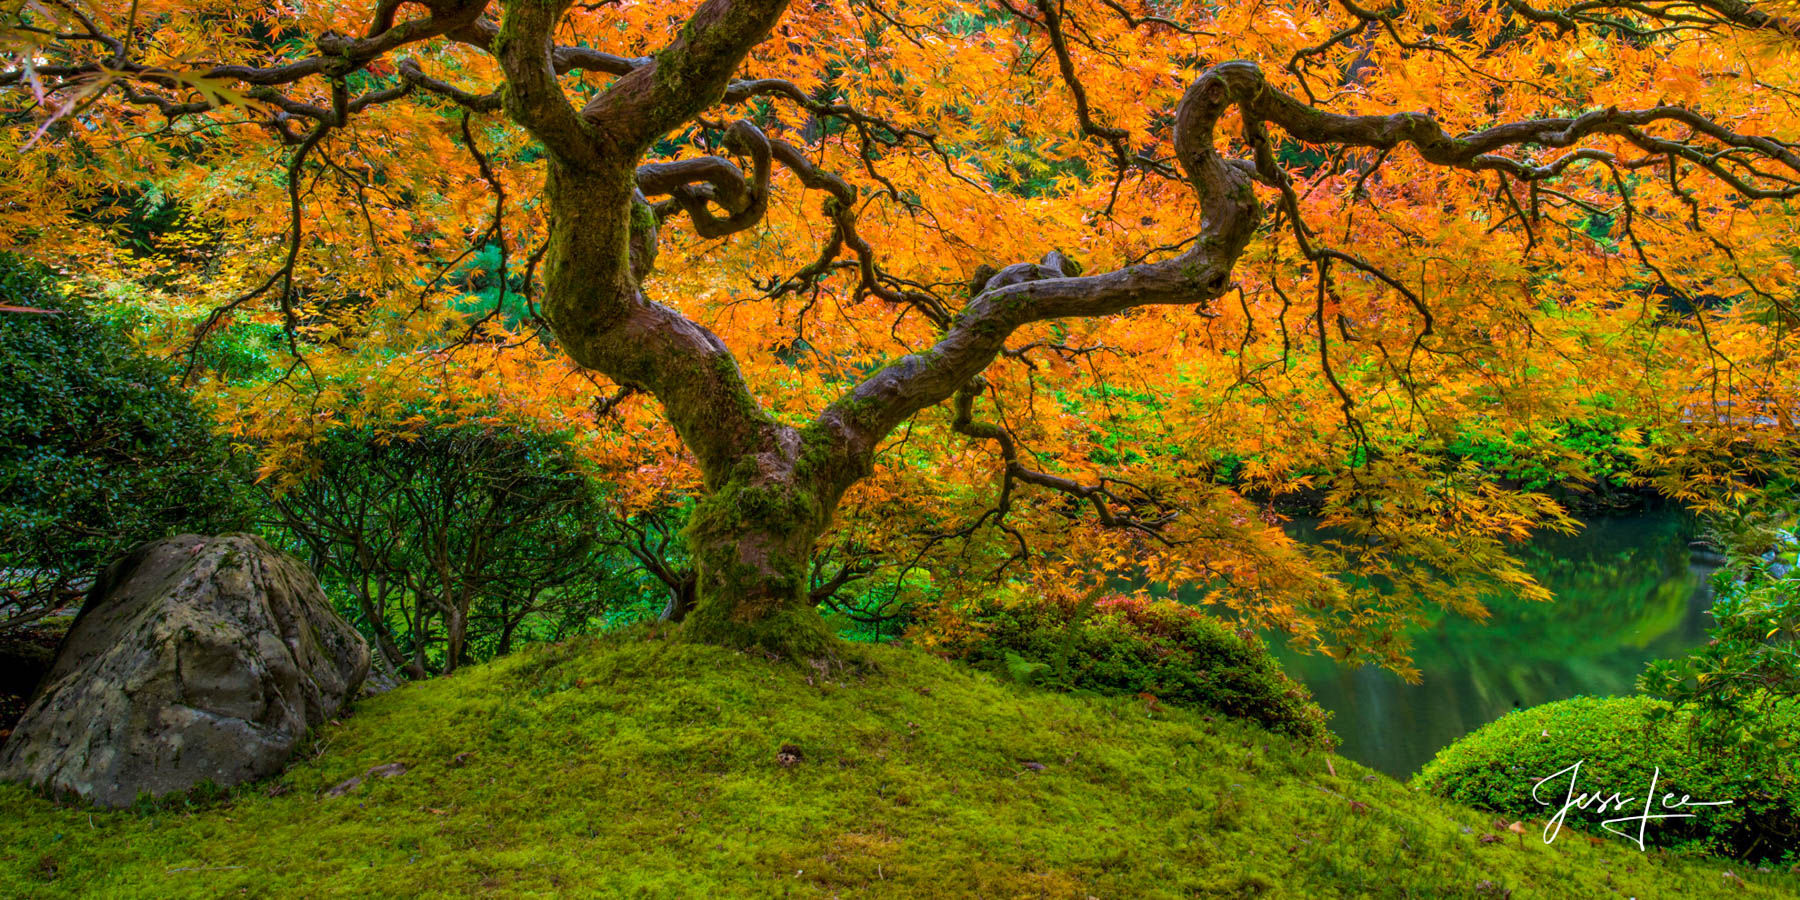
[0,256,249,631]
[1413,695,1800,861]
[260,416,663,677]
[1640,573,1800,757]
[931,592,1334,748]
[1641,498,1800,759]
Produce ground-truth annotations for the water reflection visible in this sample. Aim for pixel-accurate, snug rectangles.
[1273,512,1715,778]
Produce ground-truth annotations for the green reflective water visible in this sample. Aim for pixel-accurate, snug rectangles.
[1275,510,1713,778]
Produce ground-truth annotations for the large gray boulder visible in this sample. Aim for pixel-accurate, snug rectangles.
[0,534,369,805]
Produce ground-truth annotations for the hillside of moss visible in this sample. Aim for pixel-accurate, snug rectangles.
[0,632,1794,899]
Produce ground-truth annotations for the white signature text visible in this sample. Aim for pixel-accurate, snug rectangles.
[1532,760,1733,850]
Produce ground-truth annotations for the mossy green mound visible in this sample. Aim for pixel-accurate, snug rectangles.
[1414,695,1800,861]
[0,635,1793,898]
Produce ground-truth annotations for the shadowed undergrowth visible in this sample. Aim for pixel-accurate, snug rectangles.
[0,631,1792,898]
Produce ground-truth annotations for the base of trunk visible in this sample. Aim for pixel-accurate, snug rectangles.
[677,470,844,660]
[679,598,840,661]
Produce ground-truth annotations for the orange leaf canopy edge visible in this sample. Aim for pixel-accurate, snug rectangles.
[3,0,1798,664]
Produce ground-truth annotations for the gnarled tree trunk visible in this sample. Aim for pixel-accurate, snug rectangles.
[679,452,835,657]
[488,0,1253,657]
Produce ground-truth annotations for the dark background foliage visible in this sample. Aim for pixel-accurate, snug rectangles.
[0,255,250,633]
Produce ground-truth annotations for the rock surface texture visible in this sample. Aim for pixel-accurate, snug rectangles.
[0,534,369,806]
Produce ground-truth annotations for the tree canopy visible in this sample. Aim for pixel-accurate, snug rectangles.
[3,0,1798,668]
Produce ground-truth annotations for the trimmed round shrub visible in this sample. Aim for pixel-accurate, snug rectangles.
[934,594,1334,748]
[1413,695,1800,861]
[0,258,249,630]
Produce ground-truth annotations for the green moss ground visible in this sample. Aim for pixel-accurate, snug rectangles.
[1,633,1794,898]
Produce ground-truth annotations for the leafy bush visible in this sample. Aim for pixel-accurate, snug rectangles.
[926,592,1334,748]
[1633,500,1800,842]
[260,416,661,677]
[1413,695,1800,861]
[1640,573,1800,756]
[0,257,249,631]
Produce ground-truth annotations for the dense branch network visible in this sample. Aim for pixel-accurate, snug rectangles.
[6,0,1800,631]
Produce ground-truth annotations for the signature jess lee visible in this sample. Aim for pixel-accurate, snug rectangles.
[1531,760,1733,850]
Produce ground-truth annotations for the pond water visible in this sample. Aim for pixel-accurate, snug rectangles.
[1273,509,1716,778]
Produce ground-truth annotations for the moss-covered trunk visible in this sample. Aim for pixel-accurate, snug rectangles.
[533,157,848,657]
[677,473,837,660]
[505,19,860,659]
[488,0,1263,666]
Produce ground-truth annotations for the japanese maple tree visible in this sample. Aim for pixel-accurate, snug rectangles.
[4,0,1798,663]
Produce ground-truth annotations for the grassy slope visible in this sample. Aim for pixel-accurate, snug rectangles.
[0,634,1794,899]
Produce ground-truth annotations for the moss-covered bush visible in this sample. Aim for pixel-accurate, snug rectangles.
[1413,695,1800,861]
[930,593,1334,748]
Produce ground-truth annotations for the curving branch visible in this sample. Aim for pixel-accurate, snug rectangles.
[951,378,1177,536]
[398,58,501,112]
[577,0,791,155]
[808,62,1262,487]
[1219,62,1800,197]
[1496,0,1800,37]
[637,119,772,239]
[480,0,809,493]
[9,0,489,85]
[759,138,954,326]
